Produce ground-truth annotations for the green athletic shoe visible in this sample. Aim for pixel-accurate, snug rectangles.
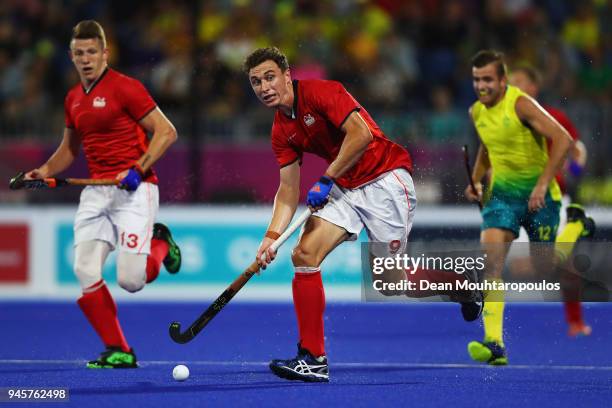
[153,223,181,274]
[87,347,138,368]
[468,341,508,365]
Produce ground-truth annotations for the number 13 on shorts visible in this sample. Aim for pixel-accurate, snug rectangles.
[120,231,140,249]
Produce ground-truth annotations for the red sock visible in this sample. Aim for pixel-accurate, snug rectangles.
[561,268,584,324]
[292,271,326,357]
[77,281,130,352]
[564,301,583,324]
[146,238,169,283]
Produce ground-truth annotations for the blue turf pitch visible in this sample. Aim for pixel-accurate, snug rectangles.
[1,301,611,407]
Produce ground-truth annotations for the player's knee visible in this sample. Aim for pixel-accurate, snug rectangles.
[116,253,146,293]
[117,274,145,293]
[74,244,105,289]
[291,246,321,267]
[74,261,101,289]
[484,265,504,279]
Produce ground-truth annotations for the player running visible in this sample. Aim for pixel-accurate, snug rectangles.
[25,20,182,368]
[465,50,573,365]
[244,46,482,382]
[510,65,594,337]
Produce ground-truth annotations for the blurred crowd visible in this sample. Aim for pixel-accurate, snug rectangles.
[1,0,610,131]
[0,0,611,202]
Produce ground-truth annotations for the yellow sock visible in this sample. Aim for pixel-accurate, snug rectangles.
[555,221,584,262]
[483,279,505,346]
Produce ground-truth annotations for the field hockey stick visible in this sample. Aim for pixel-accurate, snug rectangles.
[9,171,118,190]
[462,145,483,210]
[169,208,313,344]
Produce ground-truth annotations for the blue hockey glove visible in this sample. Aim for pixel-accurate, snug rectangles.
[307,176,334,207]
[119,167,143,191]
[568,160,584,178]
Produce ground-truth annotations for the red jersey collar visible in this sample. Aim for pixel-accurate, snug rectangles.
[282,79,299,120]
[82,67,109,95]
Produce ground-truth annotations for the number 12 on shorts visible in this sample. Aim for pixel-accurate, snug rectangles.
[120,231,139,249]
[537,225,556,242]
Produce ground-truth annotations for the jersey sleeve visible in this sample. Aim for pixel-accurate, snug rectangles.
[271,123,302,167]
[118,77,157,121]
[310,81,361,129]
[64,94,74,129]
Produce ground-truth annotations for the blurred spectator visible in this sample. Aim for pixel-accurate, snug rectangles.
[577,45,612,100]
[1,0,610,129]
[562,2,600,56]
[426,86,467,145]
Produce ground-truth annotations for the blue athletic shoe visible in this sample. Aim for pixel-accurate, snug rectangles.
[269,345,329,382]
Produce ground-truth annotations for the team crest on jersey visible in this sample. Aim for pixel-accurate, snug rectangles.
[303,114,315,127]
[93,97,106,108]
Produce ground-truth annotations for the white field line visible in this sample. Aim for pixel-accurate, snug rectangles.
[1,360,612,371]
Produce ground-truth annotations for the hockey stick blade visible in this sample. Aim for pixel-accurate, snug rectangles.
[8,172,66,190]
[169,286,242,343]
[9,172,26,190]
[9,173,117,190]
[169,208,312,344]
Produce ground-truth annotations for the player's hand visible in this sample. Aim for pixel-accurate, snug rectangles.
[307,176,334,210]
[24,167,48,180]
[117,167,143,191]
[256,237,277,271]
[464,182,482,202]
[528,183,547,211]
